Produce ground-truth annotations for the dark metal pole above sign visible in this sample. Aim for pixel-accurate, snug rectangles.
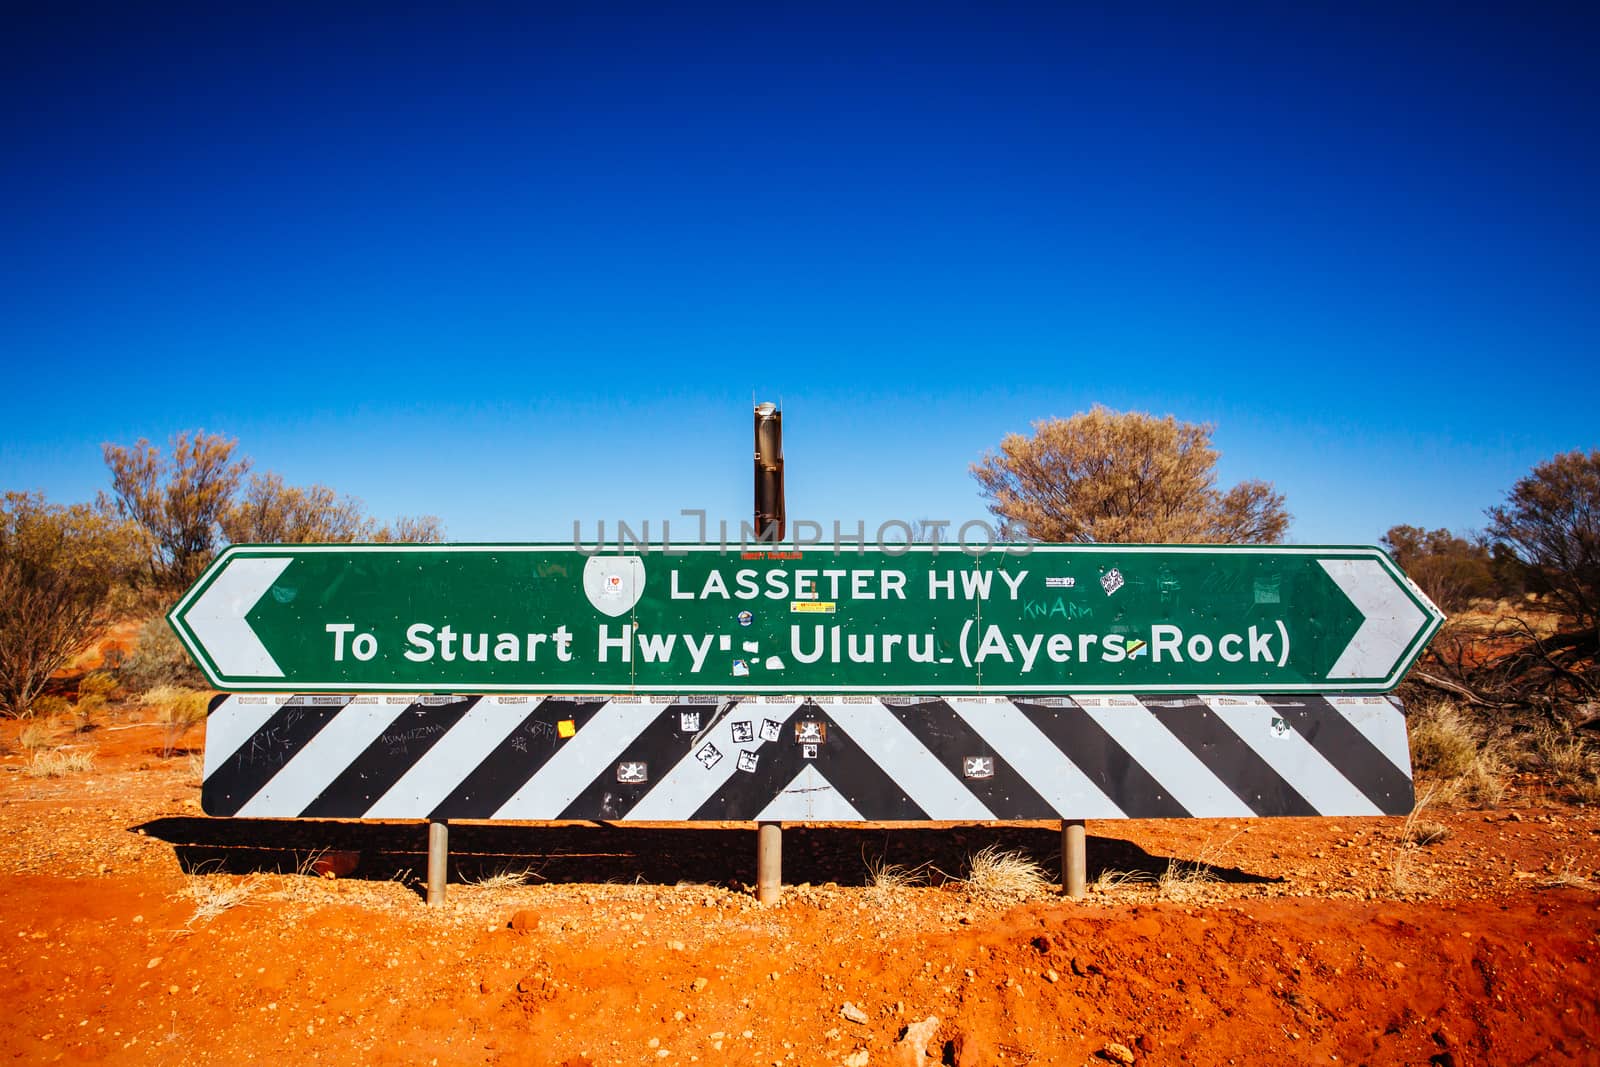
[754,401,785,543]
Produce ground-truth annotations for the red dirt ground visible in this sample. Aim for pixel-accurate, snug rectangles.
[2,709,1597,1066]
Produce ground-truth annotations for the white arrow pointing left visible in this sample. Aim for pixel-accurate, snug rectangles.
[182,556,293,677]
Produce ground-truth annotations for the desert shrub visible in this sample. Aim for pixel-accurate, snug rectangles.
[0,492,143,717]
[973,405,1288,543]
[1526,723,1600,801]
[1407,699,1507,807]
[146,686,211,756]
[30,694,69,718]
[1408,699,1485,778]
[78,670,120,700]
[120,616,206,690]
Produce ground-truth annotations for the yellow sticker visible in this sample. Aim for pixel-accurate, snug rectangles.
[790,601,837,614]
[557,719,576,739]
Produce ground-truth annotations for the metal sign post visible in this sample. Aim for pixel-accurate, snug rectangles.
[753,401,785,904]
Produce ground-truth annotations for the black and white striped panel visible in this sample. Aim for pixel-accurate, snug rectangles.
[201,693,1414,821]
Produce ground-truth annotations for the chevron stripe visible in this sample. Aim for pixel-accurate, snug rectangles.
[202,693,1415,821]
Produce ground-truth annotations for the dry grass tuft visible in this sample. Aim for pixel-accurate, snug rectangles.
[1529,724,1600,801]
[143,686,212,756]
[1093,868,1155,892]
[179,875,260,925]
[1408,699,1507,807]
[1157,831,1241,901]
[963,845,1050,903]
[864,855,928,896]
[1393,788,1448,892]
[24,748,95,778]
[1158,857,1218,900]
[468,866,537,890]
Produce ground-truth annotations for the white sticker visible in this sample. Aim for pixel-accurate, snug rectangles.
[737,751,759,773]
[963,756,995,780]
[1099,568,1125,596]
[679,711,701,732]
[617,761,648,783]
[732,659,750,677]
[731,720,754,743]
[1045,576,1076,589]
[582,556,646,617]
[695,743,722,770]
[759,719,783,743]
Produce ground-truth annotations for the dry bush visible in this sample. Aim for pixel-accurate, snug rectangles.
[1409,699,1484,777]
[24,748,95,778]
[143,686,211,756]
[1,493,144,717]
[972,405,1288,544]
[963,845,1050,903]
[1528,723,1600,801]
[30,694,69,718]
[120,617,207,691]
[18,722,55,751]
[1407,699,1508,807]
[102,431,250,591]
[78,671,119,700]
[1573,772,1600,805]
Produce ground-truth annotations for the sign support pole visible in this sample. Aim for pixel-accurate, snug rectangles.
[427,820,448,906]
[754,401,785,904]
[1062,819,1086,899]
[756,821,783,905]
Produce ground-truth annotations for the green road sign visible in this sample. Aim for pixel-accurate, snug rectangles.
[169,544,1443,694]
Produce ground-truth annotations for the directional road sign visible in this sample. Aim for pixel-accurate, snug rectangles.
[169,544,1444,694]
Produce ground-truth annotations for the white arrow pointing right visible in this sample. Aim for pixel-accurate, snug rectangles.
[1319,558,1431,680]
[182,556,292,677]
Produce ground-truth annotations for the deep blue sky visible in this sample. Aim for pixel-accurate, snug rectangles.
[3,3,1596,544]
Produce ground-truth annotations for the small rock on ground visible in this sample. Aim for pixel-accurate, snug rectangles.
[894,1015,941,1066]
